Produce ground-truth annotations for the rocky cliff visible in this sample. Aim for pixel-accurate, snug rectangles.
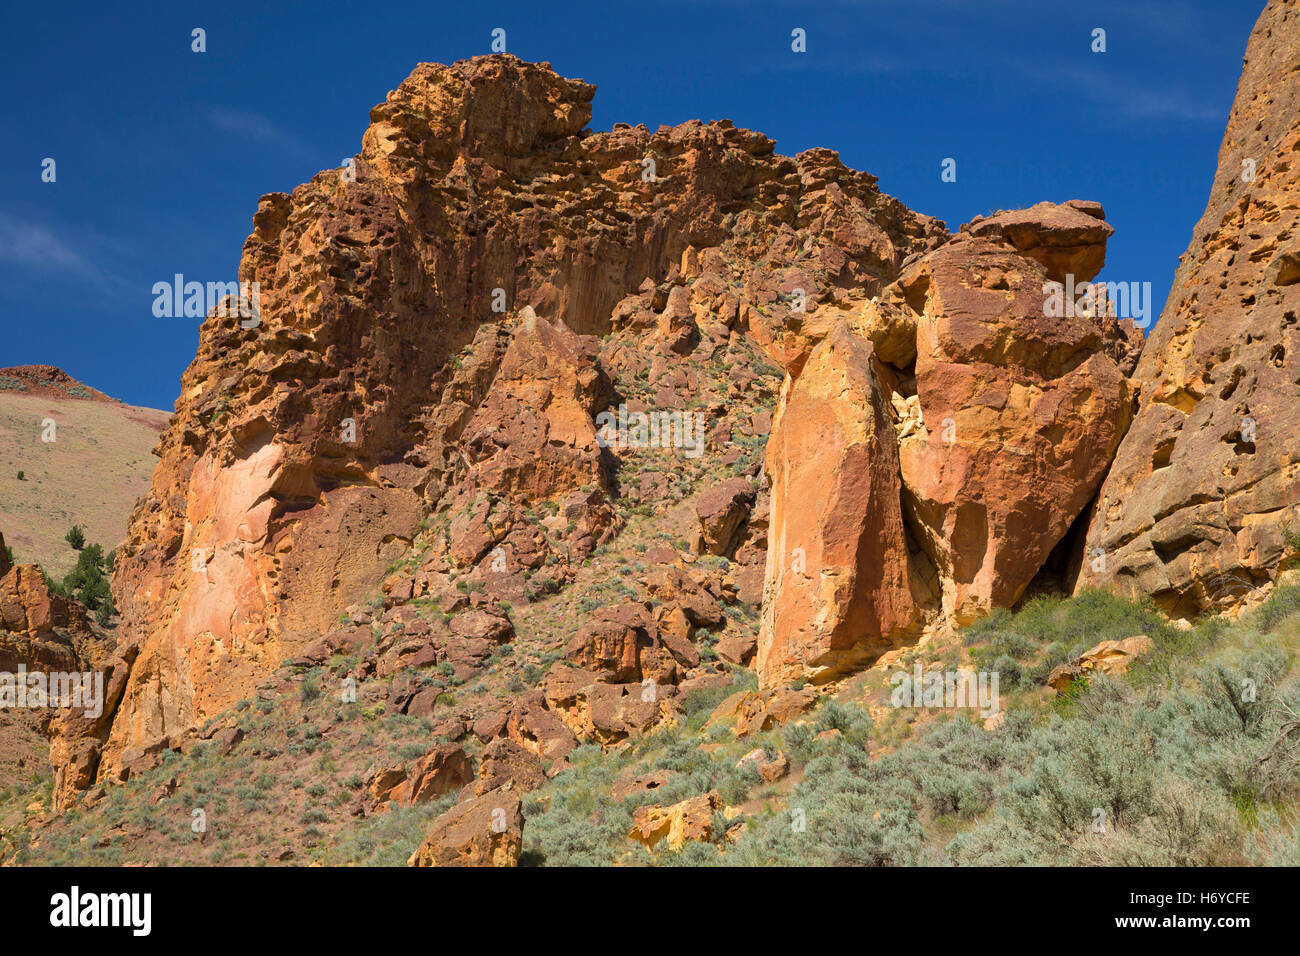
[99,55,946,782]
[1076,0,1300,617]
[73,3,1300,792]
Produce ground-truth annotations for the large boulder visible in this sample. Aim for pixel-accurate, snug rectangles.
[891,212,1136,622]
[0,564,91,651]
[628,790,722,851]
[1076,0,1300,617]
[563,603,652,682]
[757,324,925,686]
[757,200,1140,683]
[965,199,1113,284]
[1046,635,1154,693]
[408,789,523,867]
[694,478,757,557]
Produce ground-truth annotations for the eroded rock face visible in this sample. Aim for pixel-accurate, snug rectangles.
[694,477,757,557]
[1045,634,1154,693]
[0,564,90,658]
[0,531,124,811]
[965,200,1113,284]
[1076,0,1300,616]
[628,790,721,851]
[102,54,945,782]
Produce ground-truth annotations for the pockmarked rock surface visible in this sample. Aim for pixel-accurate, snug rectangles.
[1076,0,1300,617]
[1045,634,1155,693]
[96,54,946,785]
[893,205,1137,624]
[628,790,722,851]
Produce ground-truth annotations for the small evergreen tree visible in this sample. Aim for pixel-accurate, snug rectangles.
[61,543,115,621]
[65,525,85,550]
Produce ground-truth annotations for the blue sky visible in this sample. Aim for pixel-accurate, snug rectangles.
[0,0,1262,410]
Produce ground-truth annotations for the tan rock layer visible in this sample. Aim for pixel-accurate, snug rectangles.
[1076,0,1300,617]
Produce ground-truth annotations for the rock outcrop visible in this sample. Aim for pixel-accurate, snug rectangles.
[98,54,945,785]
[894,206,1137,623]
[408,789,523,867]
[757,201,1140,684]
[1076,0,1300,617]
[1045,634,1154,693]
[0,530,123,809]
[0,532,92,671]
[628,790,722,851]
[694,478,757,557]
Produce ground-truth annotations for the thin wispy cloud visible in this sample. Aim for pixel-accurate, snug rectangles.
[209,108,313,158]
[0,213,132,294]
[1015,61,1228,124]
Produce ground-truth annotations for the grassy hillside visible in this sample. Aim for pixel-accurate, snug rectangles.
[0,388,168,577]
[9,584,1299,866]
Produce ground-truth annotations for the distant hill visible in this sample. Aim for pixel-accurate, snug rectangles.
[0,366,169,577]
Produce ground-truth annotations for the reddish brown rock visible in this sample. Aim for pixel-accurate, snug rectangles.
[471,710,508,742]
[0,564,91,651]
[891,215,1135,623]
[365,766,409,808]
[93,53,944,794]
[448,609,514,644]
[759,199,1139,683]
[563,603,651,681]
[654,612,701,670]
[47,649,136,809]
[1077,0,1300,617]
[694,478,756,557]
[543,665,678,746]
[400,744,474,803]
[507,690,578,761]
[366,745,472,810]
[408,789,523,867]
[466,737,547,798]
[647,566,724,630]
[442,637,496,682]
[708,686,817,737]
[964,199,1113,283]
[715,631,757,666]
